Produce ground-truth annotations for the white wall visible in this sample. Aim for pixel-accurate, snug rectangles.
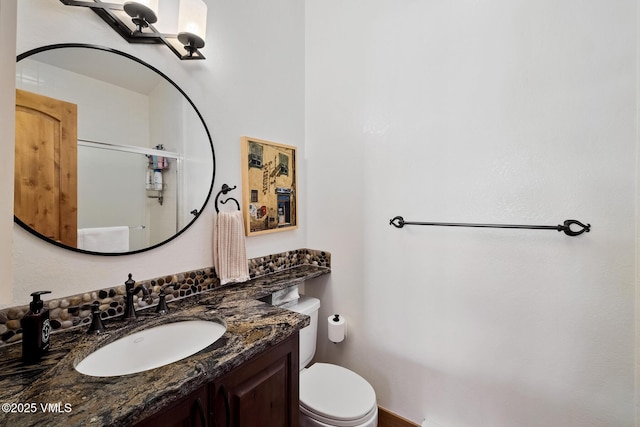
[3,0,306,305]
[305,1,637,426]
[0,0,16,306]
[16,59,151,146]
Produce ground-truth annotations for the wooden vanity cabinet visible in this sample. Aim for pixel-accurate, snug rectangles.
[210,333,299,427]
[134,384,208,427]
[134,333,299,427]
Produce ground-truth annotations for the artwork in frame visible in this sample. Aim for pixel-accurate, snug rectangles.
[240,137,298,236]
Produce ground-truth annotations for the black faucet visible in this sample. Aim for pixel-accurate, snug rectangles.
[155,283,179,315]
[122,273,152,320]
[87,302,106,334]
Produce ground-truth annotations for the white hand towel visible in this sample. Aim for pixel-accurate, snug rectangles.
[77,226,129,252]
[213,211,250,285]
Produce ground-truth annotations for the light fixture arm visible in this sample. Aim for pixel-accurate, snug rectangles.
[59,0,207,60]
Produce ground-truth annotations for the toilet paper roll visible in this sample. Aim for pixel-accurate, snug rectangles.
[328,314,346,343]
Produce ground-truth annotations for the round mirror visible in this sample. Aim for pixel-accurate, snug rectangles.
[14,44,215,255]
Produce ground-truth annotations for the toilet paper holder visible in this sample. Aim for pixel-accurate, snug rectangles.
[328,313,346,343]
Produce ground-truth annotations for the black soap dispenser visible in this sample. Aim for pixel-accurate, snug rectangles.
[21,291,52,364]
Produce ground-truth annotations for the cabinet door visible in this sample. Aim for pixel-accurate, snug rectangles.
[212,333,299,427]
[135,384,208,427]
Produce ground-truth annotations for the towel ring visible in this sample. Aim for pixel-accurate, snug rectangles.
[215,184,241,213]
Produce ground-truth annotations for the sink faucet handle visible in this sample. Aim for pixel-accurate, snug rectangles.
[155,283,178,315]
[155,292,170,315]
[87,302,106,334]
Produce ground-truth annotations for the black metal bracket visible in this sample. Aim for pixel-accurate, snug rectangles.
[215,184,241,213]
[59,0,206,60]
[389,216,591,237]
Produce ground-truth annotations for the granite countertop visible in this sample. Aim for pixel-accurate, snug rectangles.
[0,265,329,427]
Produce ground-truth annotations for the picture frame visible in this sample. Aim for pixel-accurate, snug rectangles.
[240,137,298,236]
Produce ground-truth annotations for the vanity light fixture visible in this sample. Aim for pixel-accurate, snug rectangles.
[59,0,208,60]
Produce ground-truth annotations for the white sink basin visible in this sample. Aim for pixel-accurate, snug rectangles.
[75,320,226,377]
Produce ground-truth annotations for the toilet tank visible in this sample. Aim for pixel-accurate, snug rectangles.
[284,295,320,369]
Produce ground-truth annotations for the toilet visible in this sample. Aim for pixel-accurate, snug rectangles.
[284,295,378,427]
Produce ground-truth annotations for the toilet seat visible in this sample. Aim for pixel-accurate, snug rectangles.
[300,403,378,427]
[300,363,377,427]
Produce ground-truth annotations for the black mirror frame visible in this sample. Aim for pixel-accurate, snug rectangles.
[14,43,216,256]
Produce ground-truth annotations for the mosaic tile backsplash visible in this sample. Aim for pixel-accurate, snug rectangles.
[0,248,330,346]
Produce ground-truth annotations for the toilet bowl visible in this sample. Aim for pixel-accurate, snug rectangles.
[300,363,378,427]
[284,296,378,427]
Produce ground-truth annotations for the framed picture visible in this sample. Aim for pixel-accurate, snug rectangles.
[240,137,298,236]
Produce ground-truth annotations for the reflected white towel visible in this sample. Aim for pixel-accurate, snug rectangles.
[77,226,129,252]
[213,211,250,285]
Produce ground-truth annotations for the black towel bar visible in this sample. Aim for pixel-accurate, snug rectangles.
[389,216,591,237]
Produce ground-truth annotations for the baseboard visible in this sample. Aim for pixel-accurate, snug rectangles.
[378,406,420,427]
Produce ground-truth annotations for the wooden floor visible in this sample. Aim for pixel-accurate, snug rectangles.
[378,406,420,427]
